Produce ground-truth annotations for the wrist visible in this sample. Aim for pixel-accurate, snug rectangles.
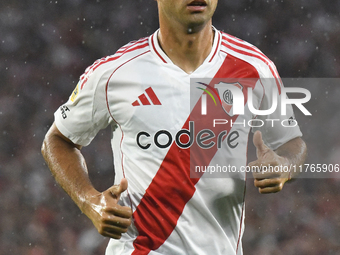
[79,188,101,215]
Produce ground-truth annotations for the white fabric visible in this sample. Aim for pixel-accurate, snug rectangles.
[54,28,302,255]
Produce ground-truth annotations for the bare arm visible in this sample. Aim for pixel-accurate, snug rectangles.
[41,122,132,238]
[248,131,307,194]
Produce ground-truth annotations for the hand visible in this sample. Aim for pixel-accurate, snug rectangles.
[83,178,132,239]
[248,131,290,194]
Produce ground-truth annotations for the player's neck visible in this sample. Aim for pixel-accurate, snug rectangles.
[157,21,214,74]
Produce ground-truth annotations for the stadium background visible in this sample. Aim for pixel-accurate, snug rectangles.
[1,0,340,254]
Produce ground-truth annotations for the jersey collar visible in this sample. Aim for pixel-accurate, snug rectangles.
[150,26,221,65]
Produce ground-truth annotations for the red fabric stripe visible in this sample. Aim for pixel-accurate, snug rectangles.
[105,50,151,212]
[116,38,148,54]
[138,94,150,105]
[80,39,149,89]
[221,38,274,73]
[131,54,258,254]
[221,38,273,74]
[222,33,263,55]
[118,42,149,56]
[209,31,221,62]
[93,43,149,72]
[145,87,161,105]
[236,130,249,255]
[235,183,247,254]
[221,36,282,94]
[151,34,167,63]
[132,100,140,106]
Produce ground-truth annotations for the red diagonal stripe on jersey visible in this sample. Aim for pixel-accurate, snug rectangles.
[221,34,282,94]
[131,55,259,254]
[138,94,151,105]
[145,87,162,105]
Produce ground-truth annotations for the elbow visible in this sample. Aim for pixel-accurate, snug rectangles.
[41,137,47,158]
[41,133,51,162]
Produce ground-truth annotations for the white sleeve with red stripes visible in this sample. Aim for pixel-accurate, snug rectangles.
[54,37,150,146]
[252,78,302,150]
[54,62,114,146]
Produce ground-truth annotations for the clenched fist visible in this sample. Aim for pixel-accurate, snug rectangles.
[82,178,133,239]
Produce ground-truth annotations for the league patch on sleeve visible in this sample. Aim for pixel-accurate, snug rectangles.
[70,83,80,102]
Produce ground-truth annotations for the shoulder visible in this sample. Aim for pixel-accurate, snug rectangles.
[98,36,150,69]
[219,31,280,79]
[78,36,151,89]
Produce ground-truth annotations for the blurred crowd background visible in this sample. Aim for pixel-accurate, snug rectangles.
[1,0,340,254]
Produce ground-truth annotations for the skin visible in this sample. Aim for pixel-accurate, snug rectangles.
[249,131,307,194]
[41,0,307,239]
[156,0,218,73]
[41,123,132,239]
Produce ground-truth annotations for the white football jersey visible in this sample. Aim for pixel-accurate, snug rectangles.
[54,28,302,255]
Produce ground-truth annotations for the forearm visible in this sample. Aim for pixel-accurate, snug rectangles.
[41,123,98,212]
[275,137,307,179]
[42,123,132,238]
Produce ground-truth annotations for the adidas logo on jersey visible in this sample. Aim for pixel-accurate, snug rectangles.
[132,87,162,106]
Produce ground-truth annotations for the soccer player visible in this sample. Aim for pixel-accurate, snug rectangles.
[42,0,307,254]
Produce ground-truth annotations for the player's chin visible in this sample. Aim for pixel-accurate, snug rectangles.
[186,9,213,20]
[185,17,212,33]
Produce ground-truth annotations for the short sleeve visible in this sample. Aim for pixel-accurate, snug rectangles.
[54,64,113,146]
[252,78,303,150]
